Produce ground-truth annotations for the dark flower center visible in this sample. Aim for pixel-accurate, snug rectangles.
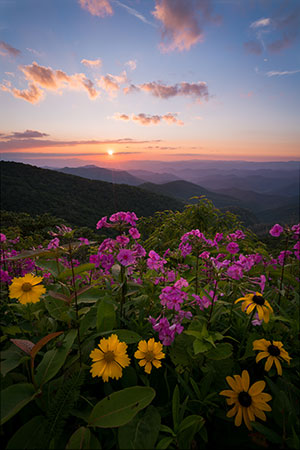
[268,344,280,356]
[21,282,32,292]
[252,294,265,305]
[238,391,252,407]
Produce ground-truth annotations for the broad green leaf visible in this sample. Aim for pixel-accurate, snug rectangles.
[66,427,91,449]
[0,383,36,425]
[30,331,64,370]
[96,300,116,332]
[205,343,233,360]
[35,329,77,386]
[37,258,64,277]
[0,345,29,377]
[118,406,161,449]
[88,386,155,428]
[77,287,102,304]
[6,415,47,449]
[178,415,204,434]
[156,437,174,449]
[57,263,95,281]
[112,329,141,344]
[193,340,210,355]
[44,296,70,321]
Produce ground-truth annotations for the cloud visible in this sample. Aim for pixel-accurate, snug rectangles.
[4,130,50,139]
[97,70,127,95]
[0,40,21,57]
[26,47,43,57]
[1,61,99,103]
[125,59,137,71]
[113,112,184,126]
[243,40,263,55]
[81,58,102,68]
[134,80,209,101]
[250,18,271,29]
[78,0,113,17]
[267,8,300,53]
[266,69,300,77]
[113,1,155,26]
[152,0,220,52]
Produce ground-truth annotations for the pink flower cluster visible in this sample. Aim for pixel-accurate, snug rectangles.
[159,278,189,311]
[96,211,138,229]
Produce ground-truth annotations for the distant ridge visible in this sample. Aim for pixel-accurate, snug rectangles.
[0,161,183,228]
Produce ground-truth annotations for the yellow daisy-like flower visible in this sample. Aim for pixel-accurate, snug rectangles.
[220,370,272,431]
[9,273,46,304]
[90,334,130,382]
[235,292,273,323]
[253,339,291,376]
[134,338,165,374]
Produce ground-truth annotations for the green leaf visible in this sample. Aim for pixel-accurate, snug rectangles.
[0,383,37,425]
[37,258,64,277]
[88,386,155,428]
[66,427,91,449]
[156,437,174,449]
[44,296,70,321]
[77,287,102,304]
[57,263,95,281]
[113,329,141,344]
[205,343,233,360]
[6,415,47,449]
[35,329,77,386]
[96,300,116,332]
[0,345,29,377]
[178,415,204,434]
[172,385,180,431]
[118,406,161,449]
[193,339,210,355]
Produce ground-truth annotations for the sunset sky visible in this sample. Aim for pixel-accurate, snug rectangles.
[1,0,300,168]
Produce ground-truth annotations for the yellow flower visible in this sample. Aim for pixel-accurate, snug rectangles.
[134,338,165,374]
[253,339,291,376]
[9,273,46,304]
[235,292,273,323]
[220,370,272,431]
[90,334,130,382]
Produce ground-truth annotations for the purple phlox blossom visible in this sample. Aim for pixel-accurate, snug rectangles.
[163,248,170,258]
[238,254,255,272]
[147,250,167,271]
[98,238,116,253]
[116,235,130,246]
[249,275,266,293]
[117,248,136,266]
[0,233,6,243]
[227,230,246,241]
[291,224,300,239]
[278,250,292,266]
[96,216,110,229]
[0,269,11,283]
[179,242,192,257]
[214,232,223,243]
[293,240,300,260]
[227,264,244,280]
[252,312,263,326]
[167,270,176,282]
[226,242,239,254]
[154,276,165,285]
[129,227,140,239]
[9,237,20,244]
[269,223,284,237]
[211,256,230,271]
[199,251,210,259]
[192,290,217,310]
[49,224,72,237]
[181,229,204,243]
[132,243,146,258]
[90,253,115,271]
[47,237,60,249]
[60,257,80,269]
[78,237,90,246]
[150,316,175,346]
[159,284,188,311]
[109,211,138,227]
[174,277,189,289]
[133,277,142,285]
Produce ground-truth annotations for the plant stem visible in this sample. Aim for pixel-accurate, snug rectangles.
[207,279,218,329]
[278,235,289,306]
[68,244,82,367]
[120,265,127,319]
[195,255,199,295]
[238,309,256,358]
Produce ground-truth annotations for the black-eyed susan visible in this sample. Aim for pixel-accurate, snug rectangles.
[9,273,46,304]
[235,292,273,323]
[253,339,291,376]
[134,338,165,374]
[220,369,272,430]
[90,334,130,382]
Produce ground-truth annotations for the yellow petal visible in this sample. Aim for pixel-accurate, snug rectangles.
[152,359,162,369]
[256,352,269,363]
[264,356,274,372]
[241,370,250,392]
[115,354,130,368]
[227,404,238,418]
[138,359,147,367]
[144,362,152,374]
[253,339,270,351]
[249,380,266,396]
[110,361,123,380]
[226,376,239,392]
[245,302,256,315]
[220,390,238,398]
[134,350,146,360]
[242,407,252,431]
[234,406,243,427]
[256,305,264,320]
[90,348,104,362]
[138,340,148,352]
[147,338,155,351]
[274,357,282,376]
[262,306,270,323]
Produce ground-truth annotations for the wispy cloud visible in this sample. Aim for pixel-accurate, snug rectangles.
[113,112,184,126]
[81,58,102,68]
[125,80,209,102]
[97,70,127,96]
[1,61,99,103]
[113,0,156,26]
[0,40,21,57]
[125,59,137,71]
[152,0,220,52]
[250,18,271,29]
[78,0,113,17]
[266,69,300,77]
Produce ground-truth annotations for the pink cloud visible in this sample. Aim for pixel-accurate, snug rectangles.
[81,58,102,68]
[0,41,21,57]
[152,0,219,52]
[113,112,184,126]
[136,80,209,101]
[2,61,99,103]
[78,0,113,17]
[97,71,127,95]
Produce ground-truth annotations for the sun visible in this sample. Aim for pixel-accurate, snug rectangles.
[107,149,114,156]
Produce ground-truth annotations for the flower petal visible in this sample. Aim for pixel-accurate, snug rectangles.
[241,370,250,392]
[249,380,266,396]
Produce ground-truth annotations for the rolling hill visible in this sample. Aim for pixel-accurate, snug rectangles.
[0,161,183,229]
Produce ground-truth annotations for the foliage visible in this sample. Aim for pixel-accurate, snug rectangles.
[0,200,299,449]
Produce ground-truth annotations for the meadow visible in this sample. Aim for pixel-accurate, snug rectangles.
[1,199,299,449]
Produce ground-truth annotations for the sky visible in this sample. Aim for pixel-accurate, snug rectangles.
[0,0,300,168]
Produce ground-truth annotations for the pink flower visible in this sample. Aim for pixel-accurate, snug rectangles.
[47,238,60,249]
[269,224,284,237]
[227,264,243,280]
[96,216,110,229]
[78,237,90,246]
[0,233,6,243]
[226,242,239,254]
[129,227,140,239]
[117,249,136,266]
[116,235,130,246]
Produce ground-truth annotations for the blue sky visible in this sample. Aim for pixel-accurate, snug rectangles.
[0,0,299,167]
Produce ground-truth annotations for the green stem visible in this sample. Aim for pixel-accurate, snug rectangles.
[207,279,218,329]
[238,309,256,358]
[69,244,82,367]
[278,235,289,306]
[195,255,199,295]
[120,265,127,319]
